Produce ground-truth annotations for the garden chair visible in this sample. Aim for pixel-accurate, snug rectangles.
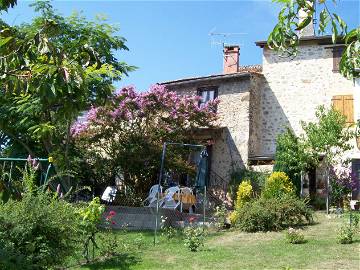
[160,186,181,210]
[101,186,117,204]
[142,184,163,207]
[180,187,195,213]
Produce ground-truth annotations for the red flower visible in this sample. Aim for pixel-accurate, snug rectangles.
[109,210,116,217]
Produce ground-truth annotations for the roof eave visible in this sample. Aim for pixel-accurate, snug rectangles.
[255,35,345,48]
[160,72,252,86]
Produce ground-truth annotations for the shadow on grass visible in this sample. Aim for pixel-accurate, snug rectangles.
[80,253,141,270]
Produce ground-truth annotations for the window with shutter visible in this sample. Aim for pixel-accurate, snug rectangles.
[331,95,354,124]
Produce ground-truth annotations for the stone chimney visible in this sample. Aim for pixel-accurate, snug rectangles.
[223,45,239,74]
[298,3,314,37]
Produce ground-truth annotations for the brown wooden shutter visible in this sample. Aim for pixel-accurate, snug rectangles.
[331,95,354,124]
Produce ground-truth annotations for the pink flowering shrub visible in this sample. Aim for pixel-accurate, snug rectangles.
[72,84,219,198]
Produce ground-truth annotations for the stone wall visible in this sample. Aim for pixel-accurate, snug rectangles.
[164,75,253,182]
[257,42,356,157]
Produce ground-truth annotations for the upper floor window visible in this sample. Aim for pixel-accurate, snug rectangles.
[197,87,218,108]
[332,94,354,124]
[332,46,344,73]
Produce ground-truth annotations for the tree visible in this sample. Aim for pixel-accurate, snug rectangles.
[274,106,354,194]
[268,0,359,79]
[72,84,219,198]
[0,0,134,164]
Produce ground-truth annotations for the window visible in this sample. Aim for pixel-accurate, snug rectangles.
[332,46,344,72]
[197,87,218,108]
[331,95,354,124]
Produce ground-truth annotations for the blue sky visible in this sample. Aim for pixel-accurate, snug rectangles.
[2,0,359,91]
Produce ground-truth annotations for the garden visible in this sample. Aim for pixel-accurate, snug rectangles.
[1,1,360,269]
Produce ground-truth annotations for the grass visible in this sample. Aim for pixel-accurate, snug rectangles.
[68,212,360,270]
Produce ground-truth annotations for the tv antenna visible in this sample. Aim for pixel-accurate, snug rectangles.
[209,27,247,48]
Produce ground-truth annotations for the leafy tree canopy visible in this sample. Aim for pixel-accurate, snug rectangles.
[0,0,135,158]
[268,0,359,79]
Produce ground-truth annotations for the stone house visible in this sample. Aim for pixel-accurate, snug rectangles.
[161,29,360,200]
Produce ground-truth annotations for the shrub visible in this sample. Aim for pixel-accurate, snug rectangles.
[337,224,355,244]
[235,180,253,209]
[0,193,80,269]
[233,195,313,232]
[214,204,229,230]
[183,227,206,252]
[262,172,294,199]
[230,168,268,199]
[285,227,305,244]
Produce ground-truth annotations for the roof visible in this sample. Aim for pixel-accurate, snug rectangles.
[255,35,345,48]
[161,65,262,86]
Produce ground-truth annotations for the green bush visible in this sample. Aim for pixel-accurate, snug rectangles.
[262,171,295,199]
[337,224,355,244]
[233,195,313,232]
[183,227,206,252]
[0,193,81,269]
[230,168,268,199]
[285,227,305,244]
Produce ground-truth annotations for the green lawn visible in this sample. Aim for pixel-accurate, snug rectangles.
[69,212,360,270]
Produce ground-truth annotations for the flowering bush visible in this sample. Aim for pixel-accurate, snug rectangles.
[330,165,358,208]
[285,227,305,244]
[183,227,206,252]
[72,84,219,196]
[262,172,294,199]
[337,224,355,244]
[235,180,253,209]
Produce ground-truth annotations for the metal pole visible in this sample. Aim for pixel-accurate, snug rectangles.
[203,185,206,230]
[154,143,167,246]
[326,163,330,214]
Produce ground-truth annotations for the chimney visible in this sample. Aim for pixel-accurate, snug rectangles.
[223,45,239,74]
[298,3,314,37]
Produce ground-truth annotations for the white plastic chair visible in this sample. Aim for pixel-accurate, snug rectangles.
[180,187,195,213]
[160,186,181,210]
[142,184,163,207]
[101,186,117,203]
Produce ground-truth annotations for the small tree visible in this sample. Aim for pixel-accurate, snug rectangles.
[72,84,219,196]
[274,106,354,196]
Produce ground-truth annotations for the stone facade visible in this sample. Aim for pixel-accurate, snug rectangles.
[257,41,357,158]
[162,38,360,191]
[163,73,258,182]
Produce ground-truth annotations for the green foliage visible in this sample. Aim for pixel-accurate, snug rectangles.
[0,1,134,180]
[301,106,353,163]
[0,0,17,11]
[268,0,358,79]
[262,172,295,199]
[214,203,229,230]
[285,227,305,244]
[183,226,206,252]
[274,106,353,197]
[235,180,253,209]
[161,226,179,240]
[232,195,313,232]
[274,128,315,193]
[78,197,105,262]
[230,168,268,198]
[337,224,355,244]
[0,192,81,269]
